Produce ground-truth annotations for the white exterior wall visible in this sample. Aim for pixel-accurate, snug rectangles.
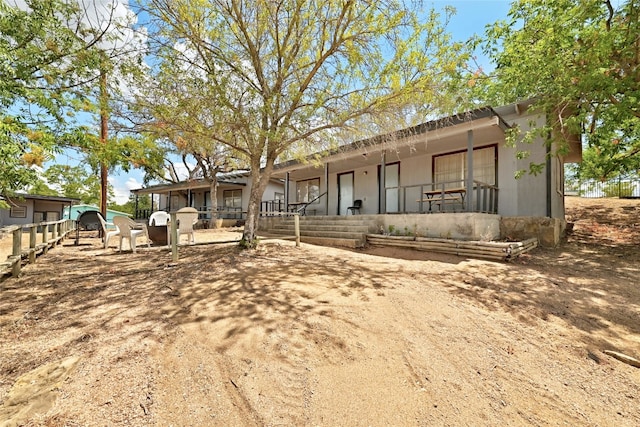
[497,110,563,218]
[0,200,34,226]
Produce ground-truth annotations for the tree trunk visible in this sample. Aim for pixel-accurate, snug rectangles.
[208,178,219,229]
[241,158,274,248]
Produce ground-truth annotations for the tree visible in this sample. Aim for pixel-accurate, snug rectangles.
[483,0,640,180]
[0,0,147,210]
[141,0,471,247]
[129,72,244,227]
[0,0,109,204]
[43,164,112,205]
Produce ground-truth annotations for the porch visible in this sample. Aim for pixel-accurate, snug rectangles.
[259,211,502,249]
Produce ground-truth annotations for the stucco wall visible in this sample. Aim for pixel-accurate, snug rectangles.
[501,216,566,247]
[375,213,501,240]
[497,107,566,220]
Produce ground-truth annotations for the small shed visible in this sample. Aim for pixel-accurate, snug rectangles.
[63,204,131,222]
[0,194,80,227]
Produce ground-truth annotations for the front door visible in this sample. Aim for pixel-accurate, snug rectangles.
[384,162,400,213]
[337,172,354,215]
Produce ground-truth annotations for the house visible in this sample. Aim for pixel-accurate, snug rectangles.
[63,204,131,223]
[0,194,79,227]
[262,100,581,246]
[130,170,285,227]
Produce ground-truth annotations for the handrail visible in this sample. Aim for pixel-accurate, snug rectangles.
[294,191,327,216]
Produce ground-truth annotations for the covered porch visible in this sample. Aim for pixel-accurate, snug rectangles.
[265,108,509,218]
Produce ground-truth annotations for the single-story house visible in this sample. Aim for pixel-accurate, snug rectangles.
[130,170,285,227]
[63,204,131,223]
[0,194,80,227]
[262,99,581,246]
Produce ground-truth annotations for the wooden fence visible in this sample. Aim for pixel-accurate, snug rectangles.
[0,219,76,279]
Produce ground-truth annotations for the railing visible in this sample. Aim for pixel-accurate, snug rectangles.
[471,180,499,214]
[291,191,328,216]
[260,191,328,217]
[402,180,465,213]
[401,179,498,214]
[565,179,640,198]
[260,199,287,216]
[136,206,245,221]
[0,219,76,279]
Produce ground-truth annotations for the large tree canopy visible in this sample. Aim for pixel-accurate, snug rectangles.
[0,0,146,209]
[141,0,471,246]
[483,0,640,180]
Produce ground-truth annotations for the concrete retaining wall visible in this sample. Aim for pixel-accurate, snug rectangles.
[372,213,501,241]
[501,216,566,247]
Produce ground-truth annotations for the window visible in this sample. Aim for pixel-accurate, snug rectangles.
[296,178,320,203]
[433,146,496,187]
[10,205,27,218]
[223,189,242,208]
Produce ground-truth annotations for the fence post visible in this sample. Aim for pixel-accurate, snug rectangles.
[294,213,300,247]
[52,222,58,245]
[29,226,37,264]
[42,224,49,254]
[170,212,178,262]
[12,228,22,277]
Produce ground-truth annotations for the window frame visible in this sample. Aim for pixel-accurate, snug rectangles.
[432,144,498,187]
[223,189,242,209]
[10,205,27,218]
[296,177,321,204]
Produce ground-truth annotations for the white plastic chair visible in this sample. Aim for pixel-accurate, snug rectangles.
[97,212,119,249]
[169,207,199,245]
[112,216,150,253]
[149,211,170,226]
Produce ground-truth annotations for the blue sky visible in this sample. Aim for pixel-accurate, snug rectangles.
[93,1,514,204]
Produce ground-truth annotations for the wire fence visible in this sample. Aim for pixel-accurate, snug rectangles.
[566,179,640,198]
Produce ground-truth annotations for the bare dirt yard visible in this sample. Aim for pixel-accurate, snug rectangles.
[1,197,639,426]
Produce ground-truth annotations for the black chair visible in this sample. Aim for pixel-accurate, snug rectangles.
[347,199,362,215]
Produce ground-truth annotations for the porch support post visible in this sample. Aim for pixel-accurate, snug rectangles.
[324,163,329,215]
[466,130,474,212]
[380,151,386,214]
[284,172,290,211]
[134,194,139,218]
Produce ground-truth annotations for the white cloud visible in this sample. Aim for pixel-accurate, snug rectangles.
[109,175,141,205]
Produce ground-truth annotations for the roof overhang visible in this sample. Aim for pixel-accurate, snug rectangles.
[272,107,510,180]
[3,193,81,204]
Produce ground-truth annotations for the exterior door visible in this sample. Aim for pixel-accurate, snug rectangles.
[337,172,354,215]
[385,162,400,213]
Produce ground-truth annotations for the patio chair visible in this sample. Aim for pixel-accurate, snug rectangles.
[112,216,150,253]
[97,212,119,249]
[169,207,198,245]
[149,211,170,226]
[347,199,362,215]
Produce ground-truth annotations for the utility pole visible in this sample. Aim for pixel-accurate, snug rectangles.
[100,66,108,218]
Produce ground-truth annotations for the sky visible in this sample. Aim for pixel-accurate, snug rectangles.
[55,0,514,205]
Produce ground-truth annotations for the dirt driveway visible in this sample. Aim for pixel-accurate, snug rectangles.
[0,197,639,426]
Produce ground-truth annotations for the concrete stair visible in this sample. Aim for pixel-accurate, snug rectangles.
[263,215,376,248]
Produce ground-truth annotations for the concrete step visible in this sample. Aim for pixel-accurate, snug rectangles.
[301,236,365,249]
[282,215,378,224]
[268,228,366,240]
[259,232,364,249]
[272,224,370,233]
